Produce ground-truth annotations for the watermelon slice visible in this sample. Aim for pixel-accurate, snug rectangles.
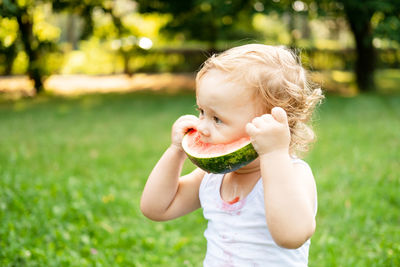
[182,130,258,174]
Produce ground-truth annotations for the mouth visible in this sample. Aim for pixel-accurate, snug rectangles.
[187,129,213,145]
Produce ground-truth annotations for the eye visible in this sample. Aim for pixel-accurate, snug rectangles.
[197,107,204,117]
[213,116,222,124]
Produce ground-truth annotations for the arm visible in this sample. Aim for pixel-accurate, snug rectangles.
[260,151,316,249]
[246,107,316,249]
[140,115,205,221]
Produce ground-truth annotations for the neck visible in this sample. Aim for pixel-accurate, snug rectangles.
[233,159,260,175]
[234,165,260,174]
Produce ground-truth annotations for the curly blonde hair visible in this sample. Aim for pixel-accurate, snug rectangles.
[196,44,324,155]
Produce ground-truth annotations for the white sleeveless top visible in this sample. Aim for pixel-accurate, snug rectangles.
[199,159,317,267]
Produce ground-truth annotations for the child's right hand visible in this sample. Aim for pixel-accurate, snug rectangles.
[171,115,199,151]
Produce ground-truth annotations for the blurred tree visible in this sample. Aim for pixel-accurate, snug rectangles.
[0,0,59,93]
[51,0,101,41]
[88,0,141,75]
[0,17,18,75]
[136,0,259,50]
[0,0,97,94]
[254,0,309,47]
[66,14,79,50]
[0,0,137,94]
[311,0,400,92]
[137,0,399,92]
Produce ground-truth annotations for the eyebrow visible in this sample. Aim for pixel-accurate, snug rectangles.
[196,104,217,114]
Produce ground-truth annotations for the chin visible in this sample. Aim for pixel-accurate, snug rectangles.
[246,158,260,167]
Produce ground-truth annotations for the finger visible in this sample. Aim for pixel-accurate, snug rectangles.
[246,122,259,136]
[261,114,274,122]
[179,114,199,123]
[271,107,288,124]
[251,117,264,128]
[181,121,198,133]
[175,116,199,134]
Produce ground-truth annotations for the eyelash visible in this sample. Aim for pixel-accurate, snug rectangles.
[197,107,204,116]
[197,107,222,124]
[213,116,222,124]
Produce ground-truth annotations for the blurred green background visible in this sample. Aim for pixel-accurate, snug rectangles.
[1,0,400,266]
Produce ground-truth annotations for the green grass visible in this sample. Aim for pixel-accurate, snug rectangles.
[1,91,399,266]
[308,95,400,266]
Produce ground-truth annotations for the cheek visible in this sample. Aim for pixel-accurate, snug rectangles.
[213,126,247,144]
[209,128,228,143]
[237,125,250,138]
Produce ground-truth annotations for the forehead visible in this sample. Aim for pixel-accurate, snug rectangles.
[196,70,252,106]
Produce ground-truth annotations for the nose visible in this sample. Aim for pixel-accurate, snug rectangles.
[197,120,210,137]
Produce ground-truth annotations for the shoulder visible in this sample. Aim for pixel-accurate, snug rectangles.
[199,172,224,193]
[199,172,224,206]
[291,157,312,168]
[180,168,206,186]
[291,157,314,177]
[177,168,207,204]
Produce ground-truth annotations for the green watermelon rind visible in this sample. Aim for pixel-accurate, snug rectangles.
[185,142,259,174]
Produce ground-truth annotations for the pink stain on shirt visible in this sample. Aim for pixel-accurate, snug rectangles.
[227,196,240,205]
[220,197,245,216]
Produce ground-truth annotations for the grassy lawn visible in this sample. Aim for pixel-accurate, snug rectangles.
[1,90,399,266]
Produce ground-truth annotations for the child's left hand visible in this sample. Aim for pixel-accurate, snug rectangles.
[246,107,291,156]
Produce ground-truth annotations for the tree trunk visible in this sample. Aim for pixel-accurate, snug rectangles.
[206,17,218,53]
[284,12,299,49]
[300,14,311,40]
[4,45,17,75]
[121,51,131,76]
[66,14,78,50]
[16,12,44,94]
[345,9,376,92]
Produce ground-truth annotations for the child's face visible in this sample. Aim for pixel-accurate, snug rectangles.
[196,69,261,144]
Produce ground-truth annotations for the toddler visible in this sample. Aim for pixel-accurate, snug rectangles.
[140,44,323,266]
